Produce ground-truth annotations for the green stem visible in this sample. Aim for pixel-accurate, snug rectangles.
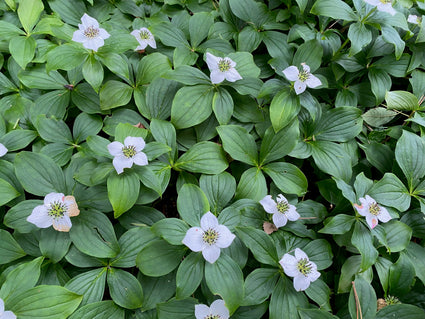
[361,7,377,23]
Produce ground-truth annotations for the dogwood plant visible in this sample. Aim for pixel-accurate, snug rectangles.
[107,136,148,174]
[282,63,321,95]
[27,193,80,232]
[354,195,392,229]
[206,52,242,84]
[260,194,300,228]
[195,300,229,319]
[72,13,110,51]
[131,28,156,50]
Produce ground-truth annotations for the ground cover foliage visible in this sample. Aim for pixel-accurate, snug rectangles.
[1,0,425,318]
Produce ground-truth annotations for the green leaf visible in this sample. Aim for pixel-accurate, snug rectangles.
[205,254,244,315]
[107,268,143,309]
[175,141,228,174]
[39,228,71,263]
[242,268,279,306]
[97,52,130,80]
[310,0,357,21]
[73,113,103,144]
[348,22,372,56]
[0,21,25,40]
[173,46,198,68]
[376,304,425,318]
[163,65,210,86]
[303,239,333,270]
[171,85,215,129]
[237,26,262,52]
[382,26,405,60]
[293,40,323,72]
[137,239,186,277]
[176,252,204,299]
[18,68,67,90]
[35,115,73,144]
[385,90,419,111]
[199,172,236,214]
[319,214,356,234]
[368,173,410,212]
[6,285,82,319]
[0,229,25,264]
[235,167,267,201]
[69,300,125,319]
[107,171,140,218]
[217,125,258,165]
[227,52,261,79]
[351,222,378,271]
[9,36,36,69]
[151,218,189,245]
[157,298,197,319]
[304,279,332,312]
[262,162,308,196]
[270,276,308,319]
[389,253,415,296]
[348,277,377,319]
[99,80,133,110]
[0,178,20,206]
[3,200,41,233]
[270,88,300,133]
[82,56,104,93]
[65,268,107,306]
[150,22,188,48]
[362,107,396,127]
[212,87,233,125]
[299,309,338,319]
[46,44,87,72]
[18,0,44,33]
[136,52,172,85]
[236,227,278,265]
[189,12,214,48]
[405,242,425,286]
[382,221,412,253]
[338,256,373,293]
[69,209,119,258]
[14,151,65,196]
[177,184,209,226]
[229,0,271,27]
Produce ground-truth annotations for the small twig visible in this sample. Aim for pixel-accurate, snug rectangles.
[352,281,363,319]
[326,20,340,31]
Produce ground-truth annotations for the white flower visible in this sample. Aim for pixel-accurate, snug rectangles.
[363,0,396,16]
[408,14,420,24]
[0,143,7,157]
[72,13,110,51]
[206,52,242,84]
[182,211,235,264]
[0,298,16,319]
[195,299,229,319]
[107,136,148,174]
[282,63,322,95]
[354,195,391,229]
[130,27,156,50]
[280,248,320,291]
[27,193,80,232]
[259,194,300,228]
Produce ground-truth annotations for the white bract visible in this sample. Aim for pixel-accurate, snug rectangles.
[260,194,300,228]
[131,28,156,50]
[280,248,320,291]
[195,299,229,319]
[182,211,235,263]
[0,298,16,319]
[206,52,242,84]
[408,14,420,24]
[363,0,396,16]
[0,143,7,157]
[283,63,321,95]
[27,193,80,232]
[354,195,391,229]
[107,136,148,174]
[72,13,110,51]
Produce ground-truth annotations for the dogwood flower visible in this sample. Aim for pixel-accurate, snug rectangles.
[0,143,7,157]
[0,298,16,319]
[27,193,80,232]
[206,52,242,84]
[195,299,229,319]
[363,0,396,16]
[182,211,235,264]
[408,14,420,24]
[131,28,156,50]
[107,136,148,174]
[260,194,300,228]
[280,248,320,291]
[283,63,321,95]
[72,13,110,51]
[354,195,391,229]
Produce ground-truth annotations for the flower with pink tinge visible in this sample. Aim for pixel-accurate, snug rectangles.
[182,212,235,264]
[363,0,396,16]
[195,299,229,319]
[107,136,148,174]
[260,194,300,228]
[354,195,391,229]
[206,52,242,84]
[131,28,156,50]
[282,63,321,95]
[280,248,320,291]
[0,143,7,157]
[27,193,80,232]
[72,13,110,51]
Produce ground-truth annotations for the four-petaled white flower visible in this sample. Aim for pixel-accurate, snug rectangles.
[283,63,321,95]
[107,136,148,174]
[260,194,300,229]
[206,52,242,84]
[182,211,235,264]
[354,195,391,229]
[0,298,16,319]
[280,248,320,292]
[131,27,157,50]
[195,299,229,319]
[408,14,420,24]
[363,0,396,16]
[27,192,80,232]
[72,13,110,51]
[0,143,7,157]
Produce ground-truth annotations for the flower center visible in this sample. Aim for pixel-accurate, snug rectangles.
[122,145,137,158]
[84,26,100,38]
[276,200,289,213]
[297,258,312,276]
[203,228,219,245]
[139,30,151,40]
[205,315,221,319]
[48,201,67,219]
[298,70,310,82]
[369,202,381,216]
[218,59,231,72]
